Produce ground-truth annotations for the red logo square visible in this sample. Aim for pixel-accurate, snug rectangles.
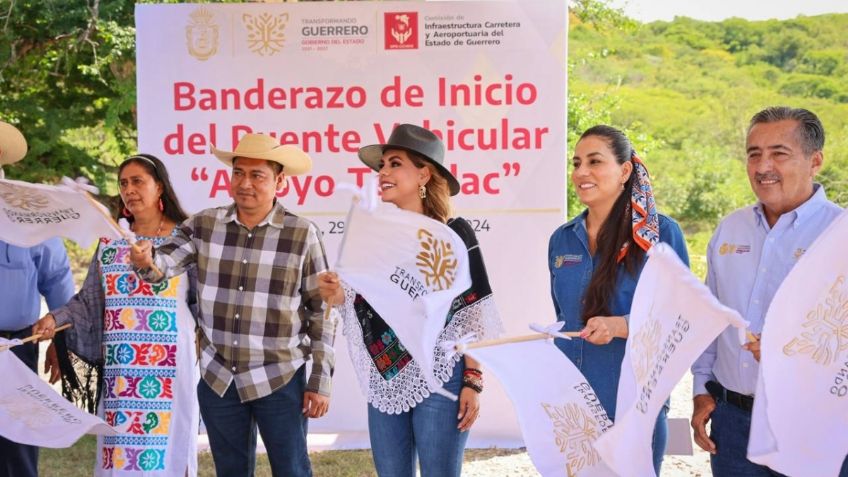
[384,12,418,50]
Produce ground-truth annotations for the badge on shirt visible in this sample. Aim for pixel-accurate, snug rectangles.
[719,243,751,255]
[793,248,806,260]
[554,254,582,268]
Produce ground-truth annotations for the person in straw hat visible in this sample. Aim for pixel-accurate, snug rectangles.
[0,120,75,477]
[0,120,29,179]
[129,134,333,477]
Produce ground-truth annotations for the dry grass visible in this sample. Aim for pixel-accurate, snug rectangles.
[39,437,530,477]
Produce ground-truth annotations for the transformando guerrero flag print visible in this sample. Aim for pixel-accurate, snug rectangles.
[334,191,472,399]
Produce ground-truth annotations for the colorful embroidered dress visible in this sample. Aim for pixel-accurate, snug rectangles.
[97,234,199,476]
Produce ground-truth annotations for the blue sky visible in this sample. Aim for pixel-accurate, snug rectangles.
[607,0,848,22]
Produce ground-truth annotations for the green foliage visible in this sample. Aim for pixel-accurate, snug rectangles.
[568,5,848,243]
[685,229,712,281]
[779,74,847,102]
[797,49,845,76]
[0,0,241,196]
[570,0,637,32]
[0,0,138,190]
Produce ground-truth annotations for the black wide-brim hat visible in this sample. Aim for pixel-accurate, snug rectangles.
[358,123,460,196]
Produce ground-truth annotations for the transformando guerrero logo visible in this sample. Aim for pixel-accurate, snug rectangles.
[243,11,290,56]
[784,275,848,367]
[416,228,458,291]
[387,227,459,300]
[0,182,49,211]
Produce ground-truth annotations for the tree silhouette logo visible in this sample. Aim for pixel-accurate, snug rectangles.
[631,318,662,386]
[783,275,848,366]
[415,228,458,292]
[243,12,290,57]
[0,182,49,211]
[541,401,604,476]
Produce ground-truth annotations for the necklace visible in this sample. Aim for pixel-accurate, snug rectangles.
[132,216,165,237]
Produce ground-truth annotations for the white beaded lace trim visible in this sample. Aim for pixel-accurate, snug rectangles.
[339,285,503,415]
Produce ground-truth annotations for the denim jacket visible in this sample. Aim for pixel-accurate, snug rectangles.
[548,211,689,419]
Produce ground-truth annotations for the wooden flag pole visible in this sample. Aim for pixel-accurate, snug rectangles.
[79,191,164,279]
[0,324,72,351]
[323,195,360,321]
[21,323,72,344]
[463,331,582,350]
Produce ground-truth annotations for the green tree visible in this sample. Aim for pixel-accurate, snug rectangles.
[0,0,139,190]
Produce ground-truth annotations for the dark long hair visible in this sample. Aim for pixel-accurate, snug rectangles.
[56,156,188,413]
[579,125,647,324]
[117,154,189,224]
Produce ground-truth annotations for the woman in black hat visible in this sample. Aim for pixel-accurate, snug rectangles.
[318,124,501,477]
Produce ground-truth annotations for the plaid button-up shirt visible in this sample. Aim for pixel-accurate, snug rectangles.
[139,202,334,402]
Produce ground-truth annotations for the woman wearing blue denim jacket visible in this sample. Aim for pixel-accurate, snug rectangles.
[548,125,689,475]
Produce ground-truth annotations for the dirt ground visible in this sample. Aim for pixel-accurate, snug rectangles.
[459,372,713,476]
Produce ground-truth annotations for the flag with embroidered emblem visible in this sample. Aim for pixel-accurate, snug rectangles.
[0,342,116,447]
[593,243,746,477]
[0,178,120,247]
[334,190,472,399]
[747,209,848,477]
[465,337,615,476]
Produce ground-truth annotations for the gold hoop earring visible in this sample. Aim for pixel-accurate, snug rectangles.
[418,185,427,199]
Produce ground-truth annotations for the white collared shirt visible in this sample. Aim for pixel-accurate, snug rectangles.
[692,184,844,396]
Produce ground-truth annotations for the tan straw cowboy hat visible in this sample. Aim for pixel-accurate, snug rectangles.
[0,121,28,166]
[211,133,312,176]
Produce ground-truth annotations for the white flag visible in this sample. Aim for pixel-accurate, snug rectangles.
[335,194,471,399]
[594,243,747,477]
[747,209,848,477]
[466,338,615,477]
[0,344,116,447]
[0,178,119,247]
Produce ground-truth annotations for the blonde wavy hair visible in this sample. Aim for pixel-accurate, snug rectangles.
[408,152,454,224]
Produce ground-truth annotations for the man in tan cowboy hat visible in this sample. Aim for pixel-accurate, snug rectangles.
[0,120,74,477]
[130,134,333,477]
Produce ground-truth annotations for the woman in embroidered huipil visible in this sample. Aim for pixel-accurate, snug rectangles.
[35,155,200,476]
[318,124,501,477]
[548,125,689,474]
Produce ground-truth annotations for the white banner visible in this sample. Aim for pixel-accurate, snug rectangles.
[466,337,615,477]
[335,190,472,398]
[748,210,848,477]
[594,243,747,477]
[136,0,566,444]
[0,178,119,248]
[0,344,116,448]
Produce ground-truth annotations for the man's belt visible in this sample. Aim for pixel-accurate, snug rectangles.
[0,326,32,340]
[706,380,754,412]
